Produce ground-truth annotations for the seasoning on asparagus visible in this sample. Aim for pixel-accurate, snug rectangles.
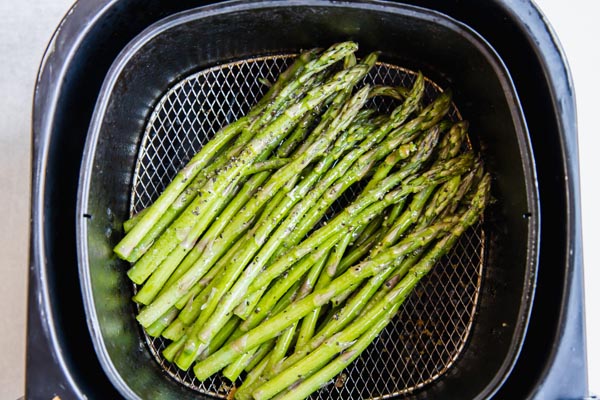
[114,41,492,400]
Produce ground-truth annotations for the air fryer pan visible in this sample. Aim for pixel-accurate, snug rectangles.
[77,2,538,400]
[131,55,480,399]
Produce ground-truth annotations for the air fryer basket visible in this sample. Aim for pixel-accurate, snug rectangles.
[77,2,538,400]
[132,56,480,399]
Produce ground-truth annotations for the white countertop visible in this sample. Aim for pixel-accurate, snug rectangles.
[0,0,597,398]
[532,0,599,394]
[0,1,76,399]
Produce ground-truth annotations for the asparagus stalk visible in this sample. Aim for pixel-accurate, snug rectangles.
[332,169,478,319]
[369,85,408,101]
[252,174,490,399]
[126,120,260,264]
[252,297,399,400]
[170,257,302,361]
[273,313,389,400]
[154,171,273,302]
[243,158,291,176]
[165,112,331,308]
[132,181,240,305]
[328,175,461,325]
[234,325,298,400]
[296,233,351,348]
[233,75,429,319]
[275,111,317,159]
[163,335,187,362]
[192,218,456,379]
[239,235,338,333]
[333,214,388,274]
[223,341,275,382]
[123,208,148,234]
[234,157,469,376]
[275,88,450,256]
[268,253,416,380]
[114,45,327,261]
[245,340,276,372]
[269,176,461,376]
[248,117,375,253]
[254,49,320,111]
[350,214,384,249]
[172,85,373,370]
[115,42,494,397]
[383,199,406,230]
[215,277,304,379]
[145,307,179,338]
[126,43,364,286]
[302,179,489,397]
[221,279,303,379]
[135,60,372,329]
[235,357,270,400]
[135,100,331,304]
[126,68,327,284]
[175,243,245,325]
[204,316,241,358]
[256,42,358,126]
[114,116,246,261]
[165,315,241,361]
[125,73,327,264]
[162,318,186,341]
[247,126,456,297]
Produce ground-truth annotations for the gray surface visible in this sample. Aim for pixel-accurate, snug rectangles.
[0,0,74,399]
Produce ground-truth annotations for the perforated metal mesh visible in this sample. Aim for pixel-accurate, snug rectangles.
[130,55,484,399]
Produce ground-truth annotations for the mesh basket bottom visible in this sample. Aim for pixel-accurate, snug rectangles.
[130,55,484,399]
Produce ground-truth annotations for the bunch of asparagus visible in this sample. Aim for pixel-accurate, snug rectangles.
[114,41,491,400]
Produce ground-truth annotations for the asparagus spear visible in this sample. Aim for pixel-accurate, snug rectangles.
[327,176,461,327]
[132,82,336,305]
[296,235,350,348]
[256,42,358,127]
[245,340,276,372]
[132,181,240,305]
[126,69,327,285]
[223,341,275,382]
[125,71,330,263]
[246,127,461,297]
[114,116,245,262]
[233,75,429,319]
[274,314,389,400]
[239,235,339,333]
[235,357,270,400]
[123,208,148,234]
[192,218,457,379]
[174,86,373,370]
[267,176,462,377]
[158,113,336,309]
[217,279,304,379]
[145,307,179,338]
[329,122,468,307]
[134,60,373,329]
[162,318,186,342]
[220,154,474,382]
[153,171,274,302]
[125,42,363,285]
[251,174,490,399]
[114,46,327,261]
[114,42,495,398]
[243,158,291,176]
[273,89,451,259]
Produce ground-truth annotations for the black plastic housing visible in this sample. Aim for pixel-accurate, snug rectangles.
[27,0,587,399]
[77,2,538,400]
